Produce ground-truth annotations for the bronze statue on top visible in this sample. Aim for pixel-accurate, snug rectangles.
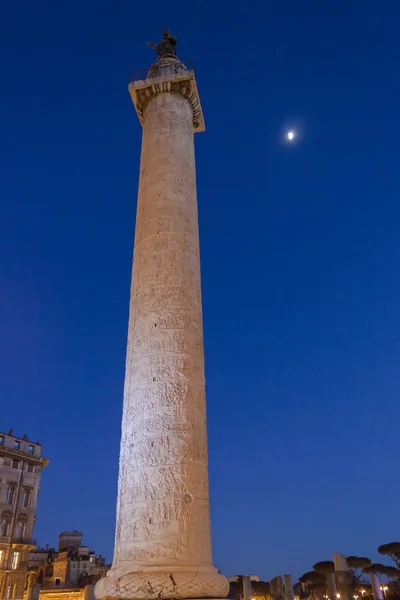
[147,29,178,59]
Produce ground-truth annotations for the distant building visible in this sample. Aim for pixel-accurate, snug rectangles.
[29,532,109,589]
[0,429,48,599]
[228,578,272,600]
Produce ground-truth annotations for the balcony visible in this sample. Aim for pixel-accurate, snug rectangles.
[11,537,36,547]
[0,535,11,544]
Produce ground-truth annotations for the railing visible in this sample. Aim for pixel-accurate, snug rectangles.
[0,535,10,544]
[12,537,36,546]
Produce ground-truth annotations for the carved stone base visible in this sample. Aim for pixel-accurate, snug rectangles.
[94,565,229,600]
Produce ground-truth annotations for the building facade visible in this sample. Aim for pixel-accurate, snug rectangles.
[0,430,48,599]
[28,532,109,590]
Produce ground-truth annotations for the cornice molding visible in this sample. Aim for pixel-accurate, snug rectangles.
[0,447,49,467]
[129,70,204,133]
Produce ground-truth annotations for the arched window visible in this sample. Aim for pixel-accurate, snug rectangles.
[15,513,28,539]
[16,521,26,539]
[1,511,12,536]
[11,551,20,570]
[6,485,15,505]
[0,519,8,536]
[21,487,31,508]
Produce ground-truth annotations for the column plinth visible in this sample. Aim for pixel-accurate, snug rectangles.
[95,53,228,600]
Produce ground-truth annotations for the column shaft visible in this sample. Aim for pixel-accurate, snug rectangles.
[95,82,229,600]
[116,91,211,569]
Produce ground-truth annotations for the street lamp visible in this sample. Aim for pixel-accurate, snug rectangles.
[380,586,389,599]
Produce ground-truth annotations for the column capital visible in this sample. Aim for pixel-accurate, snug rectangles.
[128,62,204,132]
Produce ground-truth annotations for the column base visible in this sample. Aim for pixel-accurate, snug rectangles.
[94,565,229,600]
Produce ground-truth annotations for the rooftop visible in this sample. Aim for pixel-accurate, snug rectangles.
[0,430,42,446]
[0,430,48,465]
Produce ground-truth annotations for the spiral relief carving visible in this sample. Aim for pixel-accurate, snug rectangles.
[95,70,228,600]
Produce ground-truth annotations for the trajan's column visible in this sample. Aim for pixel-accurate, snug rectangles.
[95,31,229,600]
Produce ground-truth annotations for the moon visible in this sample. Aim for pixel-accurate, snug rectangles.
[280,122,304,146]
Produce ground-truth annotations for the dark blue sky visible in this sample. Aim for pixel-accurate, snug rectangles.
[1,0,400,581]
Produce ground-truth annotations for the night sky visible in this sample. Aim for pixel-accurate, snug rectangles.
[1,0,400,582]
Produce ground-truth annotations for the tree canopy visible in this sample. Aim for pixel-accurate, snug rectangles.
[299,571,325,584]
[313,561,335,574]
[347,557,372,570]
[378,543,400,568]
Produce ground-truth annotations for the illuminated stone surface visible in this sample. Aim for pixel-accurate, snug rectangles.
[94,54,228,600]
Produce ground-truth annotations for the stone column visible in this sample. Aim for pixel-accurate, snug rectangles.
[95,40,228,600]
[333,554,352,600]
[84,585,96,600]
[369,574,383,600]
[284,575,294,600]
[325,573,337,600]
[242,576,253,600]
[26,583,41,600]
[270,576,284,600]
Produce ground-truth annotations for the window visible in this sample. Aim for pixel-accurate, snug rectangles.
[12,460,19,470]
[21,488,31,508]
[0,436,4,446]
[54,579,61,587]
[0,549,3,566]
[11,551,19,570]
[28,445,34,455]
[13,441,20,450]
[26,464,34,473]
[6,486,15,505]
[1,519,9,536]
[1,511,12,537]
[16,521,26,539]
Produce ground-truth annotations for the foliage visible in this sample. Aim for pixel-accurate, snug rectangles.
[252,581,271,596]
[363,564,400,580]
[297,541,400,597]
[313,561,335,574]
[379,567,400,580]
[347,557,372,570]
[299,571,325,584]
[378,544,400,569]
[363,563,388,575]
[299,571,326,593]
[347,557,372,585]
